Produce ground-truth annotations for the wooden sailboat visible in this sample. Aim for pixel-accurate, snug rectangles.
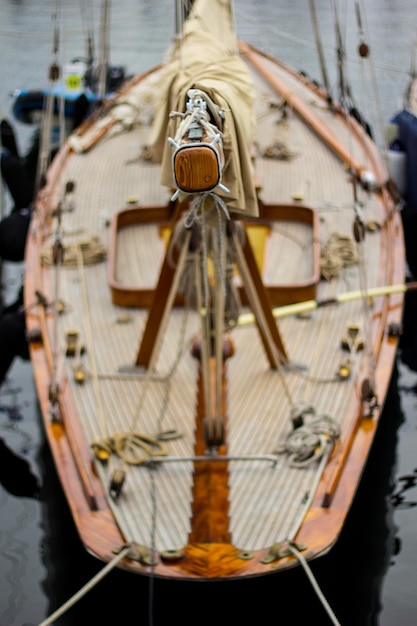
[24,0,405,583]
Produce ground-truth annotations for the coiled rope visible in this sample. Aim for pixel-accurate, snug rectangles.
[277,414,340,467]
[91,431,169,465]
[320,231,357,281]
[42,235,107,267]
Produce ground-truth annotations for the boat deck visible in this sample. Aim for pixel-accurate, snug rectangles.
[25,44,403,577]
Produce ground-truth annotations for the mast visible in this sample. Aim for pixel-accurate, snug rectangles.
[175,0,194,34]
[97,0,110,100]
[308,0,333,106]
[333,1,352,109]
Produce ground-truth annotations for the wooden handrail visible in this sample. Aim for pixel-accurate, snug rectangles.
[240,41,365,179]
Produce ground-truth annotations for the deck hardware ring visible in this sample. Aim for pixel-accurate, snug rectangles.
[237,551,254,561]
[160,549,185,562]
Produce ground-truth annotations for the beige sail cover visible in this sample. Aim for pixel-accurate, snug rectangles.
[148,0,258,216]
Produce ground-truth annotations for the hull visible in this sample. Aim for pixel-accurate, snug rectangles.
[24,0,405,581]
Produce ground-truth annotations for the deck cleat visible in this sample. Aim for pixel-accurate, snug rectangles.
[26,327,43,344]
[124,543,158,566]
[160,548,185,562]
[360,378,378,417]
[261,540,307,564]
[387,322,402,338]
[237,551,254,561]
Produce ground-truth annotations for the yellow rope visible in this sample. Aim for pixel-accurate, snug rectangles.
[238,282,409,326]
[91,432,168,465]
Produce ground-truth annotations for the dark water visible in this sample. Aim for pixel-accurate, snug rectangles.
[1,2,417,625]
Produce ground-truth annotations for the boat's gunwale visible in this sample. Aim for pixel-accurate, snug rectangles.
[22,34,406,579]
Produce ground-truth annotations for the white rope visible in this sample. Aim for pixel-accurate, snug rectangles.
[213,217,227,420]
[172,98,223,146]
[37,544,132,626]
[288,543,342,626]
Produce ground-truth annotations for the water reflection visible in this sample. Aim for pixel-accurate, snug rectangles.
[312,368,403,626]
[398,283,417,373]
[0,436,40,499]
[391,470,417,510]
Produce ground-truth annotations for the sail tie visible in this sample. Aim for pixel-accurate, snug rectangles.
[171,88,225,142]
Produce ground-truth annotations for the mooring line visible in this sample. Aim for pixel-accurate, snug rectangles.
[37,544,132,626]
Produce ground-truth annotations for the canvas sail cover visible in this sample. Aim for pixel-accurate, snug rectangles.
[148,0,258,216]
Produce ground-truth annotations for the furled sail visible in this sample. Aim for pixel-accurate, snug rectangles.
[148,0,258,216]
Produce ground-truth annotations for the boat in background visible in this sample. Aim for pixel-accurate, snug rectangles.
[386,68,417,278]
[11,0,128,144]
[11,60,127,128]
[23,0,405,615]
[385,46,417,372]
